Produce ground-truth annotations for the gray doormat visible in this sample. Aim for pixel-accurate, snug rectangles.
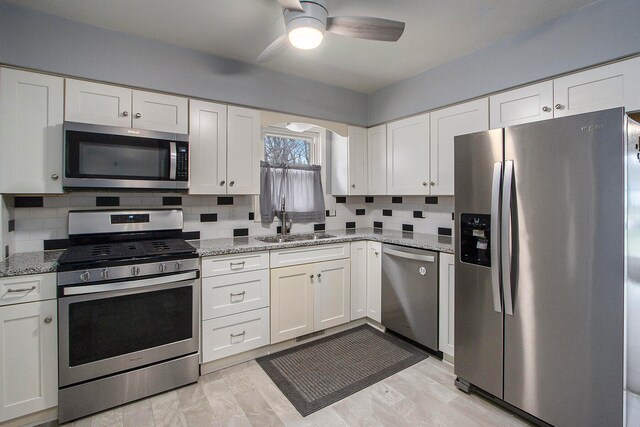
[257,325,428,416]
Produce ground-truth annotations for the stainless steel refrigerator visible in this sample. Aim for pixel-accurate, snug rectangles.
[454,107,632,426]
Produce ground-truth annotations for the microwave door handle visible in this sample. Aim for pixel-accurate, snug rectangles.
[169,142,177,180]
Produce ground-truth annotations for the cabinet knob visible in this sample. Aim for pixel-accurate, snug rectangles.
[44,316,52,324]
[310,274,315,279]
[542,106,551,112]
[555,104,564,110]
[351,184,356,188]
[122,111,129,117]
[423,182,428,186]
[220,180,226,186]
[135,112,142,118]
[317,273,322,279]
[51,174,59,180]
[229,181,235,187]
[375,251,380,256]
[430,181,435,186]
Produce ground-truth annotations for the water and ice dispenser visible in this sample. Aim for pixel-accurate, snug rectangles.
[460,213,492,267]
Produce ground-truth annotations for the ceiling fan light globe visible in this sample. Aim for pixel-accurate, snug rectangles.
[289,26,324,49]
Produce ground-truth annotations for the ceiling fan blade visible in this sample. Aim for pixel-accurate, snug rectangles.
[276,0,304,12]
[257,34,290,63]
[326,16,406,42]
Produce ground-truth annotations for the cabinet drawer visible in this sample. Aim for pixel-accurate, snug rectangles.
[202,270,269,320]
[201,252,269,277]
[0,274,56,307]
[270,243,350,268]
[201,308,270,362]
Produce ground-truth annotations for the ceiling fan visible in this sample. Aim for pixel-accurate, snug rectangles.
[257,0,406,62]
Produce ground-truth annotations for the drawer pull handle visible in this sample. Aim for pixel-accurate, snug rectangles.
[7,285,36,293]
[230,331,246,339]
[230,261,246,269]
[230,291,246,299]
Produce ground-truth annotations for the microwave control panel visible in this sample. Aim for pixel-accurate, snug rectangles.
[176,143,189,181]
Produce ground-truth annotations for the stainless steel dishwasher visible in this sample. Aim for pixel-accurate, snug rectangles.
[381,244,439,351]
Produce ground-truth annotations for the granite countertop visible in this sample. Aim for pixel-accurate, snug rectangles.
[0,250,65,278]
[191,227,454,257]
[0,228,453,278]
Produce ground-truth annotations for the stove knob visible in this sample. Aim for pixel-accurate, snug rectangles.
[159,263,166,273]
[175,261,183,271]
[100,269,109,279]
[80,271,91,282]
[131,266,140,276]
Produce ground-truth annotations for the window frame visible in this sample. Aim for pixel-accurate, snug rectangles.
[262,127,318,166]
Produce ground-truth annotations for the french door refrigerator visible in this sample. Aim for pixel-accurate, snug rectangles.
[454,107,632,426]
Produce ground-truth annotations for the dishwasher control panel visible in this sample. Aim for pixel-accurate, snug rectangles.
[460,213,491,267]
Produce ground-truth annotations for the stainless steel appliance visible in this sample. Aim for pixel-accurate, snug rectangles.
[454,108,630,426]
[63,122,189,190]
[381,244,439,351]
[56,209,200,423]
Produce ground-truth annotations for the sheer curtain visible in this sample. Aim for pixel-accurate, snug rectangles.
[260,161,326,223]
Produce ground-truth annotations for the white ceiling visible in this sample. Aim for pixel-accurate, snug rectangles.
[7,0,598,93]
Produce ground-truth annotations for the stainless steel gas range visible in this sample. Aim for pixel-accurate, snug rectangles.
[56,209,200,423]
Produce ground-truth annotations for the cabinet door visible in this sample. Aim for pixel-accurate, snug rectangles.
[387,113,430,195]
[227,106,261,194]
[132,90,188,133]
[189,100,227,194]
[430,99,489,196]
[366,241,382,323]
[330,133,349,195]
[0,68,64,194]
[348,126,367,195]
[553,57,640,117]
[270,264,314,344]
[314,258,351,331]
[0,300,57,422]
[65,79,131,127]
[350,241,367,320]
[367,124,387,195]
[438,253,455,358]
[489,81,553,129]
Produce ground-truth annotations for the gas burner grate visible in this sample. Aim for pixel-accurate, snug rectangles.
[147,241,171,252]
[90,245,112,256]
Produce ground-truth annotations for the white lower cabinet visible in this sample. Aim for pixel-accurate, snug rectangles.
[366,241,382,323]
[200,252,270,363]
[270,258,351,344]
[438,253,455,358]
[350,241,368,320]
[0,299,57,422]
[202,307,270,362]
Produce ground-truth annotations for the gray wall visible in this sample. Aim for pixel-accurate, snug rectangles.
[368,0,640,125]
[0,2,368,126]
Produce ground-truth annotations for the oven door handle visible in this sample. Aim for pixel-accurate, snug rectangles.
[169,141,177,180]
[62,271,198,296]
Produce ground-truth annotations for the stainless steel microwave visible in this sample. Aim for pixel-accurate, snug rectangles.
[63,122,189,190]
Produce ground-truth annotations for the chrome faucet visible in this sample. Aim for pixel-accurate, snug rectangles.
[281,194,292,236]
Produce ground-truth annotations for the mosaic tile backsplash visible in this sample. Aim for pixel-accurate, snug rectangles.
[1,193,454,257]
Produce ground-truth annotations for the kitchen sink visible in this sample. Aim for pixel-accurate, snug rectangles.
[255,233,336,243]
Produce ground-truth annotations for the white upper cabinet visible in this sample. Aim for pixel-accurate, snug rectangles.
[65,79,188,133]
[347,126,368,195]
[189,100,227,195]
[331,133,349,195]
[65,79,131,127]
[367,124,387,195]
[0,68,64,194]
[489,81,554,129]
[430,98,489,195]
[131,90,188,133]
[553,57,640,117]
[227,106,261,195]
[386,113,430,195]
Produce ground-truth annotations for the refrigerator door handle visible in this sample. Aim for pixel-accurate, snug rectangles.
[502,160,514,315]
[490,161,502,313]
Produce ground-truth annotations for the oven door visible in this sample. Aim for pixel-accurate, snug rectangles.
[58,271,199,387]
[63,122,188,190]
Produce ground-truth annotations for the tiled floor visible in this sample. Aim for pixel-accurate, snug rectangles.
[62,356,529,427]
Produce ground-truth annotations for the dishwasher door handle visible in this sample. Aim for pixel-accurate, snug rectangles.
[384,248,436,263]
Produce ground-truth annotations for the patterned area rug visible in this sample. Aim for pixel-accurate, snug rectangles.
[257,325,428,416]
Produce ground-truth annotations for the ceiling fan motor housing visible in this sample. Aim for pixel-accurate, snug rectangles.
[284,0,328,34]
